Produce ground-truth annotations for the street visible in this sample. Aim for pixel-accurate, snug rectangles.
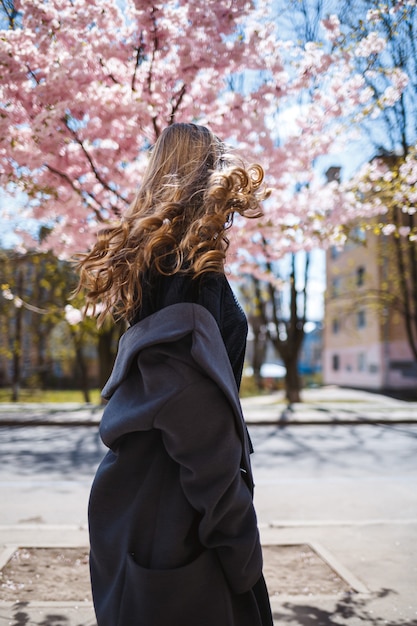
[250,423,417,625]
[251,423,417,524]
[0,422,416,527]
[0,418,417,624]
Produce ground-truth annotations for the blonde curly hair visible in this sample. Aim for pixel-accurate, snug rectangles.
[76,123,269,326]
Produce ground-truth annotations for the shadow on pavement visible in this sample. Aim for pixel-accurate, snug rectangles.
[9,603,96,626]
[0,426,105,478]
[12,611,69,625]
[273,589,417,625]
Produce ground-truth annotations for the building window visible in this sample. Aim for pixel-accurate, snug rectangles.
[389,361,417,377]
[332,354,340,371]
[357,310,366,329]
[356,266,365,287]
[331,277,341,297]
[332,319,340,334]
[358,352,366,371]
[313,347,322,364]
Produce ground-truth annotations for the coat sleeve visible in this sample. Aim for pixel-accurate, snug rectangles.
[153,377,263,595]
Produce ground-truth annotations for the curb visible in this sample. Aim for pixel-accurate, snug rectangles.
[2,417,417,427]
[1,413,417,427]
[0,417,102,427]
[1,397,417,427]
[244,415,417,426]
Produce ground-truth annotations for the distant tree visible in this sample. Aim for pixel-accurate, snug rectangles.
[240,251,311,404]
[0,251,70,399]
[0,250,100,400]
[328,0,417,366]
[337,0,416,158]
[274,0,417,391]
[343,150,417,364]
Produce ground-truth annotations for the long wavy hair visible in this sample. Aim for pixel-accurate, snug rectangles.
[76,122,269,326]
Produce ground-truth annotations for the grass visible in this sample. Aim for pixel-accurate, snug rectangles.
[1,379,264,403]
[0,388,102,404]
[0,376,287,403]
[1,386,260,403]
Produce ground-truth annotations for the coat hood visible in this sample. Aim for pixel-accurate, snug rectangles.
[103,303,236,400]
[101,303,252,474]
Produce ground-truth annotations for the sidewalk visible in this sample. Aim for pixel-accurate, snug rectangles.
[242,386,417,425]
[1,387,416,625]
[2,522,415,625]
[0,386,417,426]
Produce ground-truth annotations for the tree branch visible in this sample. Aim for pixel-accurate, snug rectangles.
[169,83,187,124]
[45,163,106,222]
[63,118,127,216]
[131,31,145,93]
[1,0,18,29]
[392,207,417,360]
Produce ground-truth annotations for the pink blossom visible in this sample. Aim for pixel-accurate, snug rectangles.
[399,226,411,237]
[64,304,83,325]
[321,15,341,42]
[0,0,412,265]
[366,8,384,22]
[354,32,387,57]
[390,68,409,91]
[381,86,402,107]
[382,224,396,236]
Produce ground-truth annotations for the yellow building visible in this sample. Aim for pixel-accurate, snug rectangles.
[323,227,417,391]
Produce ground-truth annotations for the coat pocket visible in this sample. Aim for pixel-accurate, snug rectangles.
[117,549,260,626]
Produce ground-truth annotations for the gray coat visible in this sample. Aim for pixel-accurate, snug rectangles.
[89,303,264,626]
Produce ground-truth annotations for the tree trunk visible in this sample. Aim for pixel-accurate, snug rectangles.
[76,342,91,403]
[97,331,115,390]
[97,320,125,394]
[283,355,302,405]
[270,253,308,404]
[392,207,417,362]
[68,327,91,403]
[11,269,23,402]
[249,314,267,390]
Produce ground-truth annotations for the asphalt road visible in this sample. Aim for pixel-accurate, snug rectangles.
[0,422,416,528]
[250,422,417,526]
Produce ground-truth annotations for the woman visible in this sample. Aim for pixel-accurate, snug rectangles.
[77,123,273,626]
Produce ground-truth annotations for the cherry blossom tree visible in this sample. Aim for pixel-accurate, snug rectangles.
[1,0,406,252]
[224,2,409,401]
[337,0,417,158]
[1,0,261,392]
[0,0,409,401]
[313,0,417,375]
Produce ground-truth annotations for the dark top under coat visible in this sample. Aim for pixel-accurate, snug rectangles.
[131,271,248,388]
